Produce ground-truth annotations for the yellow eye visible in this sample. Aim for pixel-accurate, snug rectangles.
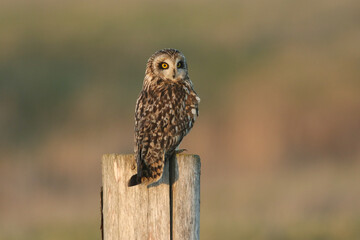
[177,62,183,68]
[161,62,169,69]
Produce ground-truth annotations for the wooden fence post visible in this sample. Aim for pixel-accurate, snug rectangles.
[101,153,201,240]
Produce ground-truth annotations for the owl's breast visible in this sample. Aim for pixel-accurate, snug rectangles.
[165,83,199,133]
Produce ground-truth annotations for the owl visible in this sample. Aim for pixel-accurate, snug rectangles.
[128,48,200,187]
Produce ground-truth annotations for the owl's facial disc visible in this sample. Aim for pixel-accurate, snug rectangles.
[155,56,187,82]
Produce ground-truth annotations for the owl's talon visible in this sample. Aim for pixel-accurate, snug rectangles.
[175,149,187,154]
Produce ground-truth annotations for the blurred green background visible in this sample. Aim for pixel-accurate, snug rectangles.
[1,0,360,239]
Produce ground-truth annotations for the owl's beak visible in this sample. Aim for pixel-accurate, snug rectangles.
[172,69,177,79]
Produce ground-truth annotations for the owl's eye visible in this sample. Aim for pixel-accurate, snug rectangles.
[160,62,169,69]
[177,61,183,68]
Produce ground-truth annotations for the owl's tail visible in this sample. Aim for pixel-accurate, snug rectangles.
[128,174,141,186]
[128,161,164,187]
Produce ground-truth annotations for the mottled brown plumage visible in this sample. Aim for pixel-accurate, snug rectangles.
[128,48,200,186]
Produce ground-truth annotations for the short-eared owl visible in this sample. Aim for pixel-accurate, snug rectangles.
[128,48,200,186]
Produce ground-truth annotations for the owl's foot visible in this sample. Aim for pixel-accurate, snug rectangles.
[175,149,187,154]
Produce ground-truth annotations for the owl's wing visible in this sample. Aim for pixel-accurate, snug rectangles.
[130,90,165,185]
[134,91,151,168]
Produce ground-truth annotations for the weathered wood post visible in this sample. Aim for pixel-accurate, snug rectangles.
[101,153,200,240]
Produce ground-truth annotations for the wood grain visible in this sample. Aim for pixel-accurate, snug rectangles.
[102,154,200,240]
[172,154,200,240]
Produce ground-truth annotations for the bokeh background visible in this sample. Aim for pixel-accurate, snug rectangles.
[1,0,360,239]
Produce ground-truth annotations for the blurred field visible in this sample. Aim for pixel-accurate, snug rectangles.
[1,0,360,239]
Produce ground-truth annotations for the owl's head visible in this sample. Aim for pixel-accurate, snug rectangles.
[145,48,189,84]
